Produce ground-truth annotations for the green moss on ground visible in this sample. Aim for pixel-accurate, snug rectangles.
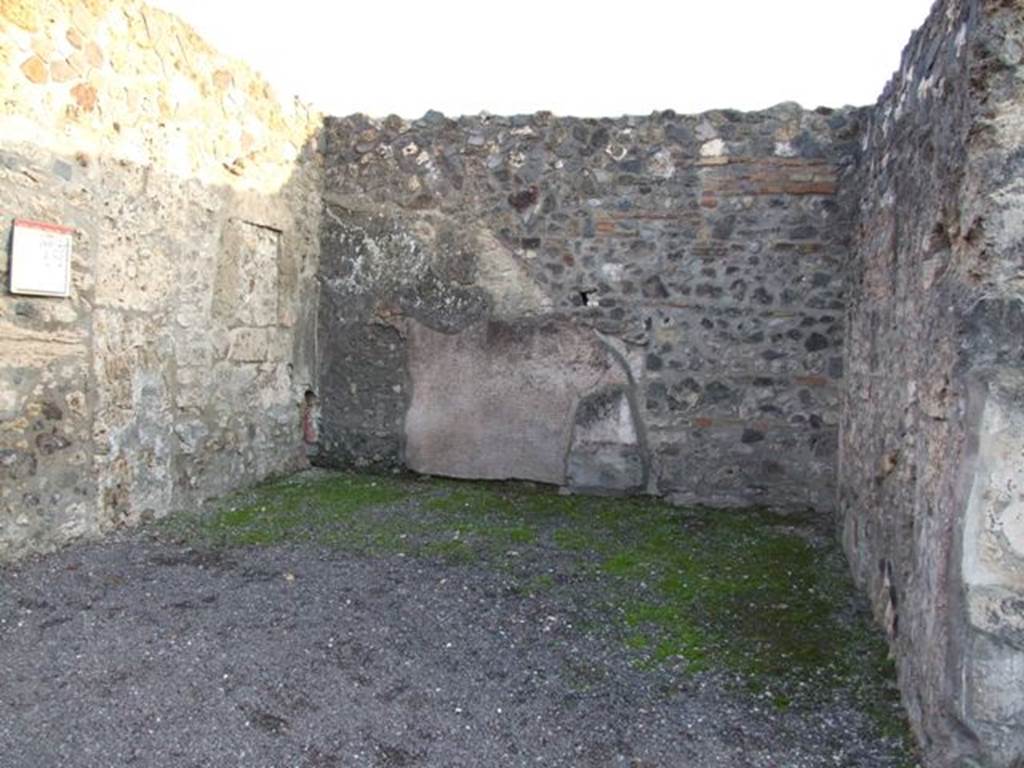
[155,468,915,762]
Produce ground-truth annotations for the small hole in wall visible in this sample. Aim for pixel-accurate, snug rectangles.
[578,290,593,306]
[964,217,985,247]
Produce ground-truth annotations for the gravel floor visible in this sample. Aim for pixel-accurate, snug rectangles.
[0,474,917,768]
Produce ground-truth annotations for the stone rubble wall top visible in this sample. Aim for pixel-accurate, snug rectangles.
[0,0,322,192]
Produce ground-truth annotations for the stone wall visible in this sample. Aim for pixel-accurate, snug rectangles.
[3,1,1023,765]
[0,0,322,560]
[318,106,861,510]
[841,0,1024,765]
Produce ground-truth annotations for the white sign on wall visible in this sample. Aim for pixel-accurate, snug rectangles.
[9,219,74,298]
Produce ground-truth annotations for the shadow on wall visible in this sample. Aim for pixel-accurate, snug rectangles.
[314,106,860,514]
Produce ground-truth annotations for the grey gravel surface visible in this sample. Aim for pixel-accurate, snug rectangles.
[1,536,910,768]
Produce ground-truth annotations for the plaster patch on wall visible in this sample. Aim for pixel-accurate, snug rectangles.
[474,228,552,319]
[403,318,628,485]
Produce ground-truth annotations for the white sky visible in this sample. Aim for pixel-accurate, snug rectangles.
[149,0,937,118]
